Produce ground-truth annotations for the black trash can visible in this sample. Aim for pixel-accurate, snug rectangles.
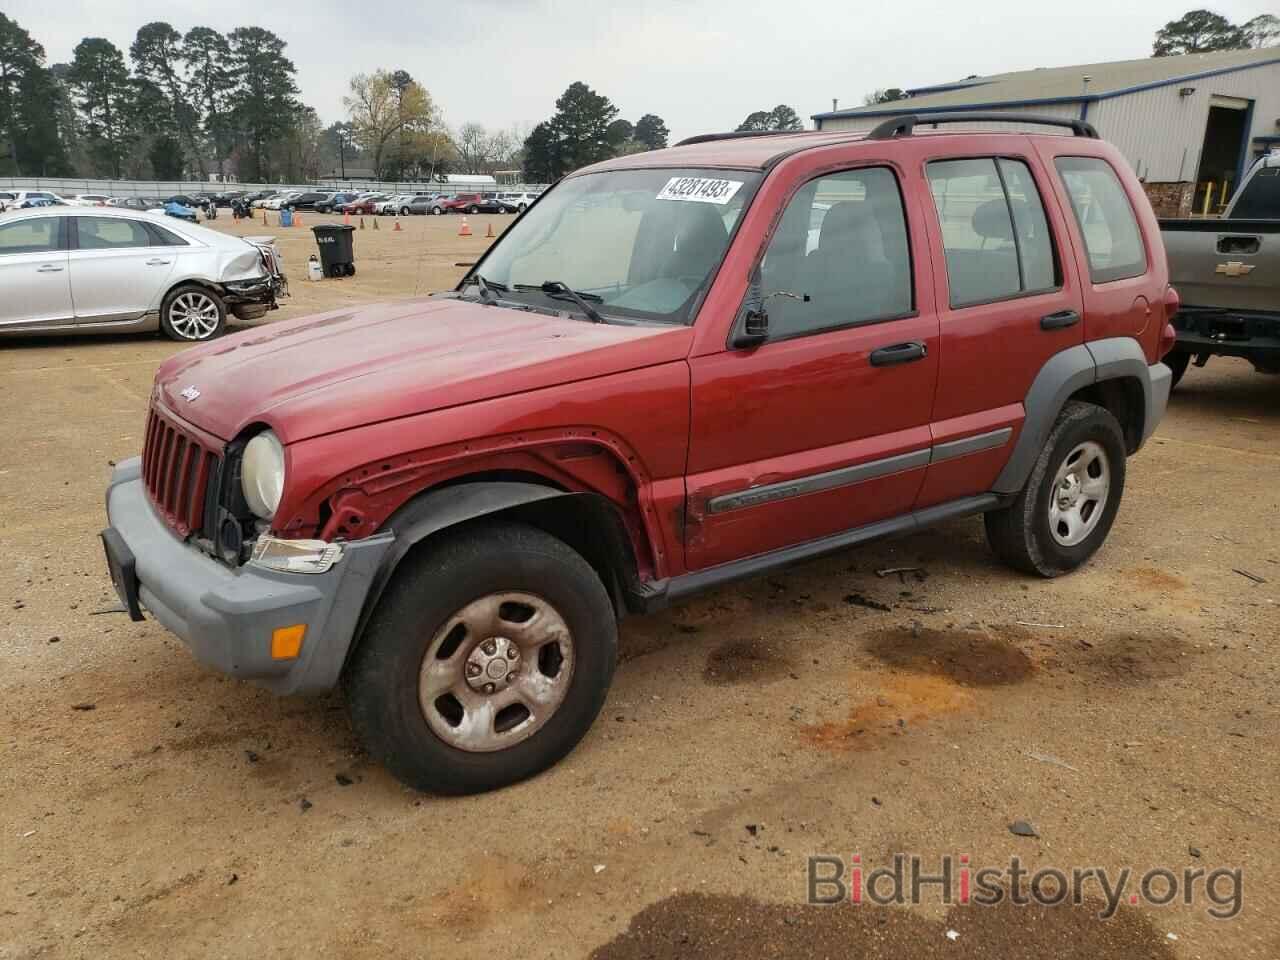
[311,224,356,278]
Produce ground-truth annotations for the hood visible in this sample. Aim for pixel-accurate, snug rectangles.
[155,297,692,443]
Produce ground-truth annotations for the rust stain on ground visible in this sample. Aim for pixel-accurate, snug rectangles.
[801,673,976,750]
[1126,567,1188,592]
[425,856,542,931]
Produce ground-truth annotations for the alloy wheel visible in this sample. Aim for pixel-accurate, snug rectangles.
[167,292,220,340]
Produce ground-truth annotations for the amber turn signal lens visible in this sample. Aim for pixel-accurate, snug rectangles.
[271,624,306,660]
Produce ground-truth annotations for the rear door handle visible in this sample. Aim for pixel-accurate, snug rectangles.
[145,258,172,266]
[1040,309,1080,331]
[869,341,927,366]
[36,264,63,273]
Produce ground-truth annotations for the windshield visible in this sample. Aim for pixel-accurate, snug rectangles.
[474,167,760,323]
[1231,164,1279,219]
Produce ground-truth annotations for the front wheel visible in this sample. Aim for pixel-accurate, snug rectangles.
[160,284,226,342]
[984,401,1126,577]
[400,206,411,216]
[468,205,480,214]
[344,522,617,794]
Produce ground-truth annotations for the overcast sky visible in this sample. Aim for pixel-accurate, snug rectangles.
[7,0,1270,143]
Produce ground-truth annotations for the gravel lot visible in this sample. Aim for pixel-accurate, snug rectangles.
[1,212,1277,959]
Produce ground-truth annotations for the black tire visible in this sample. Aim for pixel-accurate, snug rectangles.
[328,263,344,279]
[400,206,411,216]
[159,283,227,342]
[1164,349,1191,389]
[432,206,443,215]
[344,522,617,794]
[345,263,356,277]
[468,204,480,214]
[984,401,1126,577]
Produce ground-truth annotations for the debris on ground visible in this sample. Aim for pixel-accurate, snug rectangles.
[1008,820,1039,838]
[1016,621,1066,629]
[1025,751,1078,772]
[843,593,891,612]
[593,864,607,874]
[1232,568,1266,584]
[71,703,96,711]
[335,773,354,786]
[1189,845,1202,858]
[245,750,260,763]
[89,604,127,616]
[298,798,312,812]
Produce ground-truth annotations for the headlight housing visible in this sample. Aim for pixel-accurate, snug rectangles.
[241,430,285,520]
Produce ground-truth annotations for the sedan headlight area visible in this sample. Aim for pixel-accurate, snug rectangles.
[241,430,285,520]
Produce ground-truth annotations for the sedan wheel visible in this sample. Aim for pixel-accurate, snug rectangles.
[160,286,226,342]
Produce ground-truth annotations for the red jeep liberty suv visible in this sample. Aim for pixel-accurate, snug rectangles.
[103,114,1177,793]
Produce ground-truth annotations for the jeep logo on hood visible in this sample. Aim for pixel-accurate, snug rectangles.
[180,385,201,402]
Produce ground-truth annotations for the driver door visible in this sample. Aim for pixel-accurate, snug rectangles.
[684,163,940,570]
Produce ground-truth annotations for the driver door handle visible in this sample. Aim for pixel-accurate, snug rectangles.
[869,341,927,366]
[145,258,172,266]
[36,264,64,273]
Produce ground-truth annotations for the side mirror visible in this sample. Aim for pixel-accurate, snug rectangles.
[734,308,769,349]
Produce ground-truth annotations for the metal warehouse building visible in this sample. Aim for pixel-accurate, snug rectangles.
[813,47,1280,217]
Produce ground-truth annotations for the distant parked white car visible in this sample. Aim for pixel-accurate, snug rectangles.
[0,206,285,341]
[498,192,540,212]
[375,195,410,215]
[70,194,113,206]
[262,193,300,211]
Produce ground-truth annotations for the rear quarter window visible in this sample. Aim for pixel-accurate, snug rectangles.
[1054,156,1147,283]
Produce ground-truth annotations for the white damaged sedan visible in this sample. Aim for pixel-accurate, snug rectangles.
[0,205,285,342]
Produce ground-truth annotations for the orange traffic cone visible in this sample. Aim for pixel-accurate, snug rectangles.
[343,210,351,225]
[485,222,494,239]
[393,216,402,232]
[459,217,472,237]
[294,213,303,228]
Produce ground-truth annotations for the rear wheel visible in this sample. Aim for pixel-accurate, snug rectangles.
[984,401,1126,577]
[1164,349,1191,389]
[468,204,480,214]
[160,284,226,342]
[344,522,617,794]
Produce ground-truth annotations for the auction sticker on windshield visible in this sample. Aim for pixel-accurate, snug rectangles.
[656,176,744,205]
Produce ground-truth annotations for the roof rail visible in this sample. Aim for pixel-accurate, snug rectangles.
[866,112,1100,140]
[674,130,801,147]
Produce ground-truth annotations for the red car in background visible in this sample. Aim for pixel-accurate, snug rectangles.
[341,194,389,216]
[429,193,505,215]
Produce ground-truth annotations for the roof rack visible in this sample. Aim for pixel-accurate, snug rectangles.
[674,130,802,147]
[866,112,1099,140]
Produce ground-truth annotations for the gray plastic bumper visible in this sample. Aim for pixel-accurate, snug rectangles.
[1145,361,1172,445]
[104,458,392,695]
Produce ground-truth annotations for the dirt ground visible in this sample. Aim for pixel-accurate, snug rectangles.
[1,211,1277,959]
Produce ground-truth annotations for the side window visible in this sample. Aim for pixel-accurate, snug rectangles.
[1224,163,1278,219]
[76,217,151,251]
[0,217,60,255]
[1054,157,1147,283]
[927,157,1059,308]
[760,166,912,339]
[144,222,189,246]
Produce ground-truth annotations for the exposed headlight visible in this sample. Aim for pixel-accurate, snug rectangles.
[241,430,285,520]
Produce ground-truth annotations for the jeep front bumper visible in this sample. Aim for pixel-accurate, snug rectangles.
[102,458,392,695]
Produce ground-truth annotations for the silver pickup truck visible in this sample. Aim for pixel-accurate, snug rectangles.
[1161,153,1279,386]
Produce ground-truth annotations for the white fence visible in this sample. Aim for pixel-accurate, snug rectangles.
[0,176,550,198]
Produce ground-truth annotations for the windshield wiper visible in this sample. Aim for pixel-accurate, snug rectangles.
[515,281,605,323]
[463,273,507,302]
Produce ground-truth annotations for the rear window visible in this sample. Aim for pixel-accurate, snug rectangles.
[1054,157,1147,283]
[1230,164,1280,219]
[927,157,1059,307]
[0,217,60,254]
